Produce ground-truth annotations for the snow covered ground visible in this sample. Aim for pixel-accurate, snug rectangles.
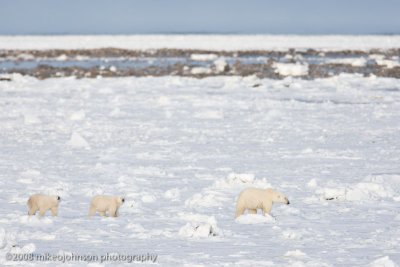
[1,35,400,51]
[0,73,399,266]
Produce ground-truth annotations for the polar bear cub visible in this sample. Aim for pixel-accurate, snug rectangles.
[27,194,61,217]
[88,195,125,217]
[235,188,289,218]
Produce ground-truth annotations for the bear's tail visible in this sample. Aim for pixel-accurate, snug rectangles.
[27,197,32,208]
[235,203,245,218]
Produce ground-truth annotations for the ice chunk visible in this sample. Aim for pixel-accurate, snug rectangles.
[227,173,255,184]
[179,222,218,238]
[24,114,41,124]
[191,67,212,75]
[178,214,220,239]
[214,58,228,73]
[190,54,218,61]
[141,194,157,203]
[68,132,90,149]
[284,249,307,257]
[367,256,397,267]
[69,109,86,121]
[273,62,309,76]
[307,179,318,188]
[164,188,180,201]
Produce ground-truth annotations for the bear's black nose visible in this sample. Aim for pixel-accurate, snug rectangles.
[57,196,61,200]
[121,198,125,203]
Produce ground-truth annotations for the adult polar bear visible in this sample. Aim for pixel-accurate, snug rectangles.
[27,194,61,217]
[88,195,125,217]
[235,188,289,218]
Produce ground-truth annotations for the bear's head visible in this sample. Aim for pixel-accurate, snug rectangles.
[270,190,290,205]
[117,196,125,205]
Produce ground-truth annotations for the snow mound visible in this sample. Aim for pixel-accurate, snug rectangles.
[190,54,218,61]
[214,58,228,73]
[284,249,307,257]
[307,179,318,188]
[0,228,7,250]
[273,63,309,76]
[348,57,368,67]
[317,187,346,200]
[190,67,212,75]
[194,110,224,119]
[227,172,255,183]
[327,57,368,67]
[68,132,90,149]
[0,228,36,265]
[235,214,276,224]
[178,215,220,238]
[185,192,228,208]
[179,222,218,238]
[24,114,41,124]
[185,173,272,208]
[10,243,36,254]
[21,169,41,178]
[214,172,271,189]
[141,194,157,203]
[370,54,400,69]
[157,96,171,106]
[17,178,34,184]
[367,256,398,267]
[213,172,255,188]
[164,188,180,201]
[69,109,86,121]
[317,182,394,201]
[109,107,128,118]
[346,182,394,201]
[282,229,308,240]
[56,54,67,61]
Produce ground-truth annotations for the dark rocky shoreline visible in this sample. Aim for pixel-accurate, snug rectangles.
[1,48,400,80]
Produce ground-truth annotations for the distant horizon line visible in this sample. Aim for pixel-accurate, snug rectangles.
[1,32,400,36]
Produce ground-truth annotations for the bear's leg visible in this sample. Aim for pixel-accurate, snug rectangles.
[39,208,47,217]
[262,202,272,215]
[248,209,257,214]
[88,205,97,217]
[235,206,245,218]
[51,207,58,216]
[28,207,37,216]
[114,208,119,217]
[28,201,37,216]
[109,207,117,217]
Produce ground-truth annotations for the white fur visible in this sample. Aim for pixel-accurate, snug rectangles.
[88,195,125,217]
[27,194,60,217]
[235,188,289,218]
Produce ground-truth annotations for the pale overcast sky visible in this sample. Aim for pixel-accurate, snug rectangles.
[0,0,399,35]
